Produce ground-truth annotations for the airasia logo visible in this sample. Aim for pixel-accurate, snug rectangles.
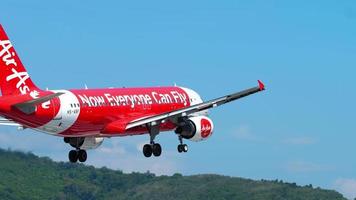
[201,118,212,138]
[0,40,35,96]
[0,39,49,108]
[0,40,17,66]
[6,68,31,95]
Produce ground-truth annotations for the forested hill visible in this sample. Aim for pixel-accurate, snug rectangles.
[0,149,346,200]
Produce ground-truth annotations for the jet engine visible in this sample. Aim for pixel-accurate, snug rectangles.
[67,137,104,150]
[81,137,104,149]
[175,116,214,142]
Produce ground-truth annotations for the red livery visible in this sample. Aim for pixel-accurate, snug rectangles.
[0,25,265,163]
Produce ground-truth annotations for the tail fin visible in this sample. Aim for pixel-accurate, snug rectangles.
[0,25,40,96]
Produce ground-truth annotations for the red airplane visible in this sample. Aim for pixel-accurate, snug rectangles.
[0,25,265,163]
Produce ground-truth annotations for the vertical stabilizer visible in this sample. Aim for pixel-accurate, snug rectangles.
[0,25,40,96]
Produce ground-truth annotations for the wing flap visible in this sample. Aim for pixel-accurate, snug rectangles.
[101,114,156,134]
[102,120,129,134]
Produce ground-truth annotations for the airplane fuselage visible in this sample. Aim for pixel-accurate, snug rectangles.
[1,87,203,137]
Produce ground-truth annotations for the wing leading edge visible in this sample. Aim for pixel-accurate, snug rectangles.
[125,80,266,130]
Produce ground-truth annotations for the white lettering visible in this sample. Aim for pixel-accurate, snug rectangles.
[145,94,152,104]
[179,92,188,106]
[6,68,30,94]
[0,40,17,66]
[124,95,135,108]
[171,91,180,103]
[79,91,184,108]
[93,96,105,106]
[42,101,50,109]
[78,95,92,106]
[152,92,160,104]
[29,90,39,99]
[104,93,115,106]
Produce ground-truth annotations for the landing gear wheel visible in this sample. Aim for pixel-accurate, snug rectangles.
[178,144,183,153]
[78,150,87,163]
[143,144,153,158]
[178,144,184,153]
[69,150,78,163]
[152,143,162,157]
[178,144,188,153]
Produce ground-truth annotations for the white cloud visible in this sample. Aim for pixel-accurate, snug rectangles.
[0,128,183,176]
[87,140,181,175]
[98,146,126,155]
[0,129,66,152]
[334,178,356,200]
[232,125,259,141]
[285,161,332,173]
[282,137,316,145]
[97,139,126,155]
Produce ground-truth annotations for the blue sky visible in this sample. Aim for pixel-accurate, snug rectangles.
[1,0,356,198]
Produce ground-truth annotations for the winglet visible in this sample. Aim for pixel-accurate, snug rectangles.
[258,80,265,91]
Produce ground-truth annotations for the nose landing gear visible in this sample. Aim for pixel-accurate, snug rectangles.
[177,144,188,153]
[177,135,188,153]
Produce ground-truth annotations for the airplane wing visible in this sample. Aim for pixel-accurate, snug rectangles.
[0,117,21,126]
[126,80,265,130]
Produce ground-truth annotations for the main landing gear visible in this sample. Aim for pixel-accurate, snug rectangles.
[143,124,162,158]
[68,149,87,163]
[143,143,162,158]
[64,137,88,163]
[142,123,189,158]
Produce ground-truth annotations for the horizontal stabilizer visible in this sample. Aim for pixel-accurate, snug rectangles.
[14,92,64,114]
[0,117,21,126]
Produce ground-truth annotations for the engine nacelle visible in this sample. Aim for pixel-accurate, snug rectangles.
[177,116,214,142]
[81,137,104,150]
